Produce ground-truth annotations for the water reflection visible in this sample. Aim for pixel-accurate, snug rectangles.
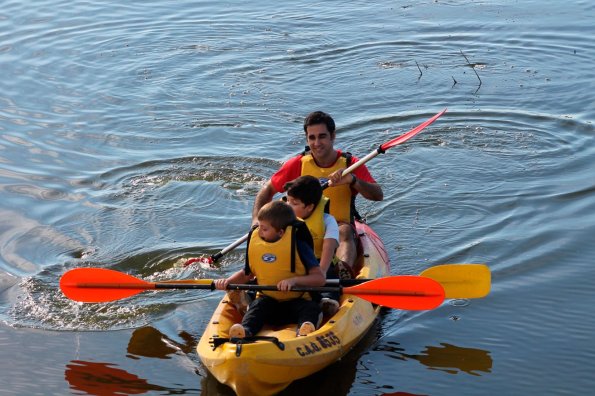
[126,325,196,359]
[65,326,201,395]
[374,341,492,376]
[64,360,166,395]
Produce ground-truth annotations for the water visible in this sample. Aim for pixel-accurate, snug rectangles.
[1,0,594,394]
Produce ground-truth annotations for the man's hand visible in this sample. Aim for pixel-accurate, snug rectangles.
[328,168,351,186]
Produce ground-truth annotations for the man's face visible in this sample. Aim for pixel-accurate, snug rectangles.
[306,123,335,160]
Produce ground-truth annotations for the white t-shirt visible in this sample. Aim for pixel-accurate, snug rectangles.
[323,213,340,243]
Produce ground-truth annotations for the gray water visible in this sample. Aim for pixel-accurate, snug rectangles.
[1,0,594,395]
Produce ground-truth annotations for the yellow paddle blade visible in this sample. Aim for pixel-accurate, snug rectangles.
[420,264,491,299]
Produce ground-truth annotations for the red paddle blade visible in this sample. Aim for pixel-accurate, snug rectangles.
[60,268,154,303]
[184,256,212,267]
[380,109,447,151]
[344,276,445,310]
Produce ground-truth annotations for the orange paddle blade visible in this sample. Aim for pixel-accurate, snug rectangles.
[60,268,155,303]
[344,275,445,310]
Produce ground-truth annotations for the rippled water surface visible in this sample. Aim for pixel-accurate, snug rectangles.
[1,0,594,394]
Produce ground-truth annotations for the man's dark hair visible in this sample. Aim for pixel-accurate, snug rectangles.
[303,111,335,134]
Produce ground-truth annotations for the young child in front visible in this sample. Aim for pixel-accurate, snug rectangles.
[284,175,341,316]
[214,200,325,338]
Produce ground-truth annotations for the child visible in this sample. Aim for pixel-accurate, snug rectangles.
[284,175,341,316]
[284,176,339,276]
[214,200,325,338]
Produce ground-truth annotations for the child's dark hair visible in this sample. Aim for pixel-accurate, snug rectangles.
[284,176,322,207]
[257,201,296,231]
[303,111,335,134]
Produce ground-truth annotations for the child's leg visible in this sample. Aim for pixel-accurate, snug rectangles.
[324,261,342,301]
[241,295,277,336]
[289,298,321,329]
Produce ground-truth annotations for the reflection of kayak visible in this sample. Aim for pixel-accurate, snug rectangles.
[197,220,390,395]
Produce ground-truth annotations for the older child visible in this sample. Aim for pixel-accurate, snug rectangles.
[214,200,325,338]
[285,175,342,315]
[284,175,339,276]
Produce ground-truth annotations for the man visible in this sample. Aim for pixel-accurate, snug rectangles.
[252,111,383,273]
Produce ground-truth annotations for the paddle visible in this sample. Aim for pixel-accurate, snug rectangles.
[186,108,447,267]
[326,264,491,299]
[60,268,445,310]
[163,263,490,299]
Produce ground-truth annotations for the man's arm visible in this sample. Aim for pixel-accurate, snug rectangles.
[351,176,383,201]
[253,155,302,223]
[252,181,277,223]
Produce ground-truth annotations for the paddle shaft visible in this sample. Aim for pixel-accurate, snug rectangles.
[71,281,439,297]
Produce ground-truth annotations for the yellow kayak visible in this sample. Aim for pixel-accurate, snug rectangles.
[197,220,390,395]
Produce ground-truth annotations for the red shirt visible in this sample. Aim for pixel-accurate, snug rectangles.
[270,150,377,194]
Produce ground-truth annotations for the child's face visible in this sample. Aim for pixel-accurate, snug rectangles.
[258,219,284,242]
[286,196,315,219]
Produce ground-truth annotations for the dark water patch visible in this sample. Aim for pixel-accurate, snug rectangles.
[553,182,595,201]
[188,119,246,129]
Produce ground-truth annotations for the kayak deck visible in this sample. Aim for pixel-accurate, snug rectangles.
[197,221,390,395]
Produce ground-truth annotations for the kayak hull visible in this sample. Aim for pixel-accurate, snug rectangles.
[197,220,390,395]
